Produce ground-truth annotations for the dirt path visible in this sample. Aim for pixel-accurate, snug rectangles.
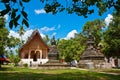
[70,67,120,75]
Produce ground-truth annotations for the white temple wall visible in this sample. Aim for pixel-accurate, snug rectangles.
[20,59,48,66]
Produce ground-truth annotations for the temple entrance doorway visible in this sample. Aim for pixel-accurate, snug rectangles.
[33,54,37,61]
[31,51,37,61]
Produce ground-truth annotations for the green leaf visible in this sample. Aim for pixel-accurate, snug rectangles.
[73,0,79,3]
[0,9,10,16]
[22,0,30,3]
[11,10,16,19]
[22,19,29,27]
[9,20,14,29]
[21,10,28,20]
[15,15,20,21]
[13,15,20,27]
[1,0,9,3]
[11,0,16,2]
[19,0,23,6]
[5,4,11,10]
[14,20,19,27]
[14,9,18,12]
[59,7,65,12]
[40,0,44,3]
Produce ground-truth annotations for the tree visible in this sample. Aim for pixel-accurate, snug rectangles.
[0,0,120,28]
[72,33,87,61]
[7,36,20,48]
[102,12,120,58]
[0,0,30,28]
[0,17,8,68]
[0,17,20,68]
[57,33,86,62]
[43,35,50,45]
[9,49,20,66]
[18,26,25,47]
[0,17,9,55]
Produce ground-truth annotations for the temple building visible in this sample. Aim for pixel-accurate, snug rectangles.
[19,30,49,65]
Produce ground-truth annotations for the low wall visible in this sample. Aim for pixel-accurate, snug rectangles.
[20,59,48,66]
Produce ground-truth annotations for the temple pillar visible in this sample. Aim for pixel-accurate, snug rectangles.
[40,50,42,59]
[41,50,42,59]
[46,48,48,59]
[28,50,31,59]
[39,51,41,59]
[21,52,24,58]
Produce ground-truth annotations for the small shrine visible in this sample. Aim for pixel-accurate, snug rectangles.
[79,30,104,68]
[38,36,70,69]
[48,36,59,60]
[80,31,104,60]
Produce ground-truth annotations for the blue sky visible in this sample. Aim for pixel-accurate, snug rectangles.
[1,0,113,40]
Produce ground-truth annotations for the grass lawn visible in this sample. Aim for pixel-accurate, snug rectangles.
[0,65,120,80]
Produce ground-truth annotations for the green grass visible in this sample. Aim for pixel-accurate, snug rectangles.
[0,65,120,80]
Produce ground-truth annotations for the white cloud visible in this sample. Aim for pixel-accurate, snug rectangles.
[52,32,56,36]
[57,24,61,29]
[34,9,46,14]
[64,30,78,40]
[105,14,113,26]
[4,14,9,21]
[9,29,45,42]
[40,26,55,32]
[9,30,20,39]
[22,29,34,41]
[38,29,45,38]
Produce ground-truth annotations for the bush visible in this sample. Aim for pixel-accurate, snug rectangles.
[23,63,28,68]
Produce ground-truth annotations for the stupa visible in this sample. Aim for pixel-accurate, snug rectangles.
[48,36,59,60]
[38,36,70,69]
[79,30,104,68]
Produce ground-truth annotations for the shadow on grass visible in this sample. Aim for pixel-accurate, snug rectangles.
[0,67,120,80]
[0,67,14,71]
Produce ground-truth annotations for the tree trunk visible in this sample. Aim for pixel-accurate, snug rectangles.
[0,61,2,68]
[0,64,1,68]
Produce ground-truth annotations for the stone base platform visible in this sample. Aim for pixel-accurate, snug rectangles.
[78,60,105,69]
[38,60,70,69]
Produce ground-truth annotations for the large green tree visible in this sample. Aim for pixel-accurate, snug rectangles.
[57,33,86,62]
[0,17,20,68]
[0,17,9,55]
[18,26,25,47]
[102,12,120,58]
[0,0,120,28]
